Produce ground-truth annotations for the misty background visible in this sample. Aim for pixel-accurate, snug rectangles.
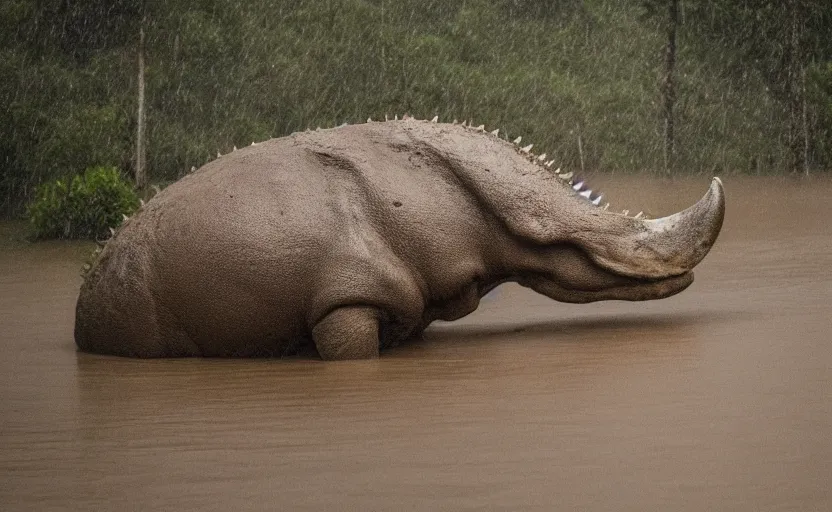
[1,0,830,216]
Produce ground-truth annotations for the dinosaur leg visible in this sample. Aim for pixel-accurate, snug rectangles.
[312,306,381,360]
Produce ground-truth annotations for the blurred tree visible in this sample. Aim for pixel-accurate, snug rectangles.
[135,15,147,190]
[663,0,679,174]
[642,0,680,174]
[784,0,808,175]
[683,0,832,173]
[1,0,831,216]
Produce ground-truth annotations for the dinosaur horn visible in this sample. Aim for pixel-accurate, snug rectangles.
[574,178,725,279]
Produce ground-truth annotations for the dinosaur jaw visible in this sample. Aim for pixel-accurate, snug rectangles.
[518,270,694,304]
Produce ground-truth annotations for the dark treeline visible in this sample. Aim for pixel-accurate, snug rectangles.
[1,0,831,215]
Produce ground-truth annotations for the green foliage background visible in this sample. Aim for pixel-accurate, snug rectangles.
[1,0,831,216]
[27,165,139,240]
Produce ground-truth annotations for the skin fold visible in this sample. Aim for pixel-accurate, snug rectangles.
[74,117,725,360]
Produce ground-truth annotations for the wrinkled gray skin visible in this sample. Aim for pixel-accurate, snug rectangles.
[75,118,725,360]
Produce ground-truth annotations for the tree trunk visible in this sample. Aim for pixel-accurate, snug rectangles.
[802,66,809,176]
[661,0,678,175]
[786,0,807,175]
[135,21,147,190]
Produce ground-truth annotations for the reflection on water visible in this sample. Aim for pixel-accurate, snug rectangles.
[1,176,831,511]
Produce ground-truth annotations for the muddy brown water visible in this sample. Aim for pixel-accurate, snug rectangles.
[1,175,830,511]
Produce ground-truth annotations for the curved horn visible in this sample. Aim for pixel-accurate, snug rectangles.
[576,178,725,279]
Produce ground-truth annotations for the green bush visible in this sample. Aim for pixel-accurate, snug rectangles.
[27,166,139,240]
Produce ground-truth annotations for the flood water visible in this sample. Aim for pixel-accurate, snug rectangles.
[1,175,830,511]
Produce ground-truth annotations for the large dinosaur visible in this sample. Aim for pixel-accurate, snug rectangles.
[74,117,725,359]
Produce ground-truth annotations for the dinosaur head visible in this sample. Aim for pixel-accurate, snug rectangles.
[372,118,724,304]
[516,177,725,303]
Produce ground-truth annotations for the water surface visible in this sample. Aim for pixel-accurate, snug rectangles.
[1,175,830,511]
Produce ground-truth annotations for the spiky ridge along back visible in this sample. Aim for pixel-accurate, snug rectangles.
[213,113,614,213]
[84,114,657,279]
[336,114,612,214]
[410,115,649,219]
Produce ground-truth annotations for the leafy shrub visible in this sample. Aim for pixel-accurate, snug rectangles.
[27,166,139,240]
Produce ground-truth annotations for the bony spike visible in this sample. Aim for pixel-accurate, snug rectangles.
[521,144,533,153]
[475,124,485,131]
[367,117,373,123]
[491,128,499,136]
[537,153,547,161]
[431,115,439,123]
[513,136,522,144]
